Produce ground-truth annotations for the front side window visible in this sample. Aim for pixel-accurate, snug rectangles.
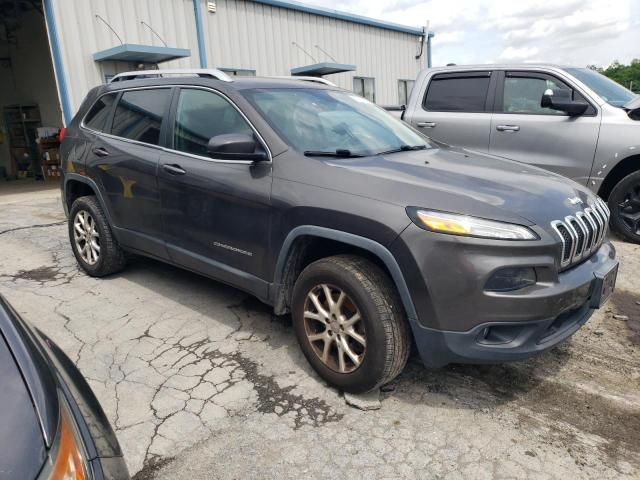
[424,73,491,112]
[502,74,589,115]
[111,89,169,145]
[83,93,117,132]
[353,77,375,102]
[244,88,429,156]
[173,89,253,156]
[398,79,415,105]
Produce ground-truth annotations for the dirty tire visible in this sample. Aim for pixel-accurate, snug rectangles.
[291,254,411,393]
[69,195,126,277]
[608,171,640,244]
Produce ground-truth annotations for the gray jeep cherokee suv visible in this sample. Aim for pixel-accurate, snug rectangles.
[60,70,618,393]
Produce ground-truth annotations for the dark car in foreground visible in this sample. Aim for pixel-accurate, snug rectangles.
[60,69,618,393]
[0,295,129,479]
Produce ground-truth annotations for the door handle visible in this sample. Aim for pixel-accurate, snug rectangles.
[416,121,437,128]
[496,125,520,132]
[162,164,186,175]
[92,147,109,157]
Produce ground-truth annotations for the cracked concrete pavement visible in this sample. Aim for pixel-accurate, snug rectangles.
[0,185,639,479]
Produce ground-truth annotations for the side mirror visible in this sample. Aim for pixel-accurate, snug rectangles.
[541,89,589,116]
[207,134,269,162]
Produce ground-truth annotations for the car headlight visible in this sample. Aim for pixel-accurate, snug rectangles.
[408,209,538,240]
[39,393,90,480]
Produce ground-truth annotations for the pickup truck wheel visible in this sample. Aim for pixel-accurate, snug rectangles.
[608,171,640,244]
[69,196,127,277]
[291,255,410,393]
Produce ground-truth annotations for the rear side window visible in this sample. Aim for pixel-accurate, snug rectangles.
[173,89,253,156]
[111,89,169,145]
[83,93,117,132]
[424,73,491,112]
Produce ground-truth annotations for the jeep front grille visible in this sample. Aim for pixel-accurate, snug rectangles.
[551,198,610,269]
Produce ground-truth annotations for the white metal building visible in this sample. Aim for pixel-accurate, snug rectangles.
[0,0,432,178]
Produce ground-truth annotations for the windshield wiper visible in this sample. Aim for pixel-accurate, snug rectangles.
[376,144,428,155]
[303,149,365,158]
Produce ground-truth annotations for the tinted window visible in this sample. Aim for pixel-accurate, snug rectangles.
[565,67,636,107]
[111,89,169,145]
[84,93,117,131]
[424,74,490,112]
[173,89,253,156]
[502,74,591,115]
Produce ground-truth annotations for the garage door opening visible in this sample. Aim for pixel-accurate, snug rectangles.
[0,0,63,183]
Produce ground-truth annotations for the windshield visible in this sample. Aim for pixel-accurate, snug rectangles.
[565,68,637,107]
[243,88,430,156]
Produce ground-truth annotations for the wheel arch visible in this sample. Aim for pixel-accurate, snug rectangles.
[598,154,640,200]
[63,174,114,225]
[270,226,418,322]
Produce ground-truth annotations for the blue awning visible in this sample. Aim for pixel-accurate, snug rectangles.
[291,62,356,76]
[93,44,191,63]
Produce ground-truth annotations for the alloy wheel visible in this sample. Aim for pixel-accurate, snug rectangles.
[73,210,101,265]
[303,284,366,373]
[617,183,640,235]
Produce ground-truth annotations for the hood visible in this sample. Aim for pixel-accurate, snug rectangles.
[322,146,597,227]
[0,335,48,480]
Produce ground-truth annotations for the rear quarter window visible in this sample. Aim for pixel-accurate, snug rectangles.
[83,93,117,132]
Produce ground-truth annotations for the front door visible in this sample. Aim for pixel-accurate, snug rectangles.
[158,87,272,297]
[489,71,601,184]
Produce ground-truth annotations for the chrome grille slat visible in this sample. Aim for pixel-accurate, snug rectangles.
[550,198,609,269]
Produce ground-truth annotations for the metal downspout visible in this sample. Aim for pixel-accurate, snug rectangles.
[42,0,72,125]
[193,0,208,68]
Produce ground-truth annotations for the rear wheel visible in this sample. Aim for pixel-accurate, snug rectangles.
[608,171,640,244]
[291,255,411,393]
[69,196,127,276]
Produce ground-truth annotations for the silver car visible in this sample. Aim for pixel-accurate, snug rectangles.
[396,64,640,243]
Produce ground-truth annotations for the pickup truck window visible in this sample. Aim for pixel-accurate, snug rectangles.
[501,72,594,115]
[173,89,253,157]
[424,72,491,112]
[245,88,428,156]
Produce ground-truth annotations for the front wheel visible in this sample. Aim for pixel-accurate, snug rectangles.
[291,255,411,393]
[608,170,640,244]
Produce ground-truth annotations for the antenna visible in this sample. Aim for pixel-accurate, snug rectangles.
[95,15,123,45]
[140,21,168,47]
[291,41,317,63]
[314,44,337,62]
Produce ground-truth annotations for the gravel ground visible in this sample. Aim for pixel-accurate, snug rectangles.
[0,186,638,480]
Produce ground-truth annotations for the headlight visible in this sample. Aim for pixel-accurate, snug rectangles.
[39,393,89,480]
[408,209,538,240]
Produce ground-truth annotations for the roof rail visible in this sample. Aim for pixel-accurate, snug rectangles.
[266,76,337,87]
[110,68,233,83]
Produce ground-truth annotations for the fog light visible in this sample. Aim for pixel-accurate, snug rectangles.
[485,267,536,292]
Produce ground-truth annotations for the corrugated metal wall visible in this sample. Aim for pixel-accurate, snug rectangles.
[50,0,423,113]
[200,0,423,104]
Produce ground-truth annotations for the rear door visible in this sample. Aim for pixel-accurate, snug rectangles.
[488,70,601,183]
[409,70,496,152]
[87,88,171,258]
[158,87,273,297]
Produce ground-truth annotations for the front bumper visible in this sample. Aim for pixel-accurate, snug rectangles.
[395,224,617,367]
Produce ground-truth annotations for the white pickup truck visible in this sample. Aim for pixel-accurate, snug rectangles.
[387,64,640,243]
